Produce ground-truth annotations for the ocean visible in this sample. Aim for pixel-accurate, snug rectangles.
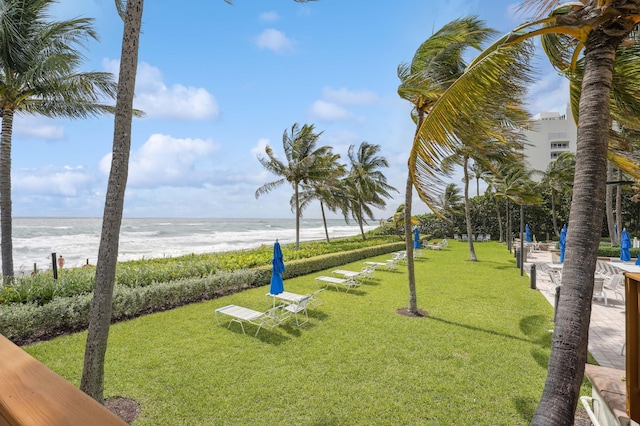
[8,217,376,274]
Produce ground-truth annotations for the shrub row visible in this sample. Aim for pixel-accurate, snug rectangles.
[0,269,257,344]
[1,235,401,306]
[1,241,405,344]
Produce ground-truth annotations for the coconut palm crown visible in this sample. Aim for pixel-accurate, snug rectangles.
[0,0,117,280]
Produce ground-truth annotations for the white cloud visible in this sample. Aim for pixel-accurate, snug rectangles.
[251,138,270,158]
[322,87,379,105]
[99,133,219,188]
[14,165,94,196]
[102,59,220,120]
[15,124,64,140]
[527,71,570,114]
[255,29,294,54]
[13,117,64,140]
[308,87,380,122]
[309,100,352,121]
[259,11,279,22]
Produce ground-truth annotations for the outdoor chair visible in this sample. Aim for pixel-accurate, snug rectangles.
[283,294,311,326]
[428,241,443,250]
[454,234,460,241]
[592,276,608,306]
[315,275,360,292]
[461,234,468,241]
[484,234,491,242]
[385,258,398,271]
[306,288,325,310]
[215,305,283,336]
[332,269,363,281]
[359,264,377,280]
[604,274,625,302]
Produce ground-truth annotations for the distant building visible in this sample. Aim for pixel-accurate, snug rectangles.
[522,104,577,175]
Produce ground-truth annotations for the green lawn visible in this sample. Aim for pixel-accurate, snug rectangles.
[25,241,569,425]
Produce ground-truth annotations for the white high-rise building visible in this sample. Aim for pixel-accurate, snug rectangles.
[522,104,577,175]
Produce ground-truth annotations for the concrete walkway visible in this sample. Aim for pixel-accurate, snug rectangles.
[521,249,626,370]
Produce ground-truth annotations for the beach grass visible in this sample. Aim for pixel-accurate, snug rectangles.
[23,240,590,425]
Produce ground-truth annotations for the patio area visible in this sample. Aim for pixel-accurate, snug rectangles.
[523,249,626,370]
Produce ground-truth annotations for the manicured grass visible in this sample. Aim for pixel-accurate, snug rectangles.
[24,241,579,424]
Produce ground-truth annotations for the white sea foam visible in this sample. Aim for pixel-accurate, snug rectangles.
[8,217,376,274]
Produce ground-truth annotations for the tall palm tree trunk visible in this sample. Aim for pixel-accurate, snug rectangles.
[606,162,617,245]
[294,183,300,250]
[616,168,622,236]
[532,32,618,426]
[357,204,366,240]
[80,0,143,403]
[505,201,510,250]
[320,201,330,243]
[404,172,418,313]
[0,111,15,281]
[463,157,477,261]
[551,189,559,238]
[495,199,503,243]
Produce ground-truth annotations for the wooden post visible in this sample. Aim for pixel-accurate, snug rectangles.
[51,253,57,280]
[625,272,640,422]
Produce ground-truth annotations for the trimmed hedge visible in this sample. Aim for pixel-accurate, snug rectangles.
[1,242,405,344]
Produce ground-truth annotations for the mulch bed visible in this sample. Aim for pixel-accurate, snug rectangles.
[105,397,140,424]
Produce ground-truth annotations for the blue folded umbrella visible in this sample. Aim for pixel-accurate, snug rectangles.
[270,241,285,295]
[559,224,567,263]
[621,229,632,262]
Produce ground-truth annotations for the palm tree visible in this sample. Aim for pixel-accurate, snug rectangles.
[80,0,141,403]
[491,166,540,250]
[397,17,504,313]
[441,106,529,261]
[297,151,347,243]
[255,123,332,250]
[344,142,397,240]
[502,3,640,422]
[391,204,419,237]
[0,0,117,281]
[80,0,317,405]
[543,151,575,238]
[440,183,464,221]
[470,161,487,197]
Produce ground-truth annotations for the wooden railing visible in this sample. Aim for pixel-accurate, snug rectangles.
[0,333,127,425]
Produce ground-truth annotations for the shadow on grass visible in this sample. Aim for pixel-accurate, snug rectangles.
[221,323,293,345]
[428,314,549,345]
[307,310,329,321]
[520,314,553,369]
[320,287,368,296]
[361,279,381,286]
[512,396,538,423]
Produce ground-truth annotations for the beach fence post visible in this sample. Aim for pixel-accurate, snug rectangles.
[33,263,37,275]
[51,253,58,280]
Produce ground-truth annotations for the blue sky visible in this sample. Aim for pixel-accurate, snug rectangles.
[11,0,570,219]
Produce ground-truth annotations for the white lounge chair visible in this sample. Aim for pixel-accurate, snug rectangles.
[332,269,363,280]
[315,275,360,292]
[604,274,625,302]
[215,305,283,336]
